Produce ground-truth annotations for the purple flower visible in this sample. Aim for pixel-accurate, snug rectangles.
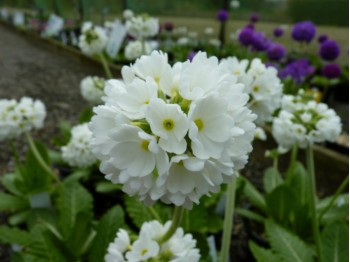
[279,59,315,84]
[273,27,284,37]
[266,43,286,61]
[319,40,340,61]
[217,9,229,22]
[164,22,174,32]
[238,27,255,46]
[187,51,196,62]
[245,23,255,30]
[321,63,342,79]
[318,34,328,43]
[291,21,316,43]
[251,32,271,51]
[250,13,259,23]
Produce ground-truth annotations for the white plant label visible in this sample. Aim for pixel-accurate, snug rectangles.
[106,19,127,58]
[13,12,25,26]
[43,14,64,37]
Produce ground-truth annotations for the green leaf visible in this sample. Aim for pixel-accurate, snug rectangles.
[182,205,208,233]
[317,194,349,225]
[321,222,349,262]
[0,192,29,212]
[265,220,314,262]
[249,241,280,262]
[266,185,299,226]
[8,210,32,226]
[285,161,310,205]
[236,208,265,223]
[0,225,32,246]
[1,172,22,196]
[88,205,125,262]
[57,181,93,239]
[240,176,267,213]
[79,107,94,123]
[63,169,91,183]
[124,196,158,228]
[263,167,283,194]
[95,181,121,193]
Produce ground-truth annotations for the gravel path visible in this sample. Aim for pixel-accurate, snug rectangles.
[0,24,106,175]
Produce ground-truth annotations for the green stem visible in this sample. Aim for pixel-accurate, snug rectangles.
[148,206,162,222]
[99,53,113,79]
[25,132,59,184]
[8,140,23,173]
[158,206,184,244]
[289,143,298,167]
[220,175,237,262]
[273,156,279,171]
[318,175,349,221]
[306,145,323,262]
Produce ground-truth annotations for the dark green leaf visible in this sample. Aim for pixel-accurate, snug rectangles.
[8,210,32,226]
[263,167,283,194]
[249,241,280,262]
[285,161,310,205]
[88,205,125,262]
[124,196,158,228]
[79,107,94,123]
[95,181,121,193]
[236,208,265,223]
[321,222,349,262]
[0,192,29,212]
[265,220,314,262]
[1,172,22,196]
[0,225,31,246]
[240,176,267,213]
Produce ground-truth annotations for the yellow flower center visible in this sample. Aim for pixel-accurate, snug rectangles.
[163,119,175,131]
[141,248,148,256]
[141,140,150,151]
[194,119,204,132]
[253,86,260,93]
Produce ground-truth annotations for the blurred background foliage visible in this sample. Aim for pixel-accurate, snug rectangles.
[0,0,348,26]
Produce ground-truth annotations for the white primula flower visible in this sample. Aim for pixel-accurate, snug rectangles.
[126,14,159,39]
[90,50,256,208]
[80,76,106,104]
[123,9,134,20]
[272,98,342,151]
[124,40,151,61]
[105,220,200,262]
[146,98,189,154]
[254,127,267,141]
[61,123,96,168]
[0,97,46,141]
[220,57,283,124]
[78,22,108,56]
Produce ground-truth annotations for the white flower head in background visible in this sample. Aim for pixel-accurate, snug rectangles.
[126,14,159,39]
[105,220,200,262]
[78,22,108,56]
[220,57,283,125]
[123,9,134,21]
[230,0,240,9]
[0,97,46,141]
[272,97,342,151]
[61,123,96,168]
[254,127,267,141]
[80,76,106,104]
[124,40,152,61]
[90,51,256,208]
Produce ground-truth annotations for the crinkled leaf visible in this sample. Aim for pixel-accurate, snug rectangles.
[88,205,125,262]
[265,220,314,262]
[249,241,280,262]
[321,222,349,262]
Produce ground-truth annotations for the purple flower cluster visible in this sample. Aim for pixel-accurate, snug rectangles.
[238,28,271,51]
[217,9,229,22]
[238,27,255,46]
[250,13,259,23]
[273,27,284,37]
[321,63,342,79]
[279,59,315,84]
[318,34,328,43]
[319,40,340,61]
[291,21,316,43]
[267,43,286,61]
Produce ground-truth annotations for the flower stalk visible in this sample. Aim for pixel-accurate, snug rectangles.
[158,206,184,244]
[220,175,237,262]
[99,53,113,79]
[306,145,323,262]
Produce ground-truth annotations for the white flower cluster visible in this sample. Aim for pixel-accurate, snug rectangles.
[78,22,108,56]
[105,220,200,262]
[61,123,96,168]
[272,94,342,152]
[220,57,283,124]
[80,76,106,104]
[0,97,46,141]
[124,40,152,61]
[123,9,134,20]
[126,15,159,39]
[90,51,256,208]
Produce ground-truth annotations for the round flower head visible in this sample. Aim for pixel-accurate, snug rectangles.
[251,32,271,51]
[124,40,152,61]
[238,27,255,46]
[61,123,96,168]
[217,9,229,22]
[291,21,316,43]
[230,0,240,9]
[220,57,283,125]
[318,34,328,44]
[272,96,342,151]
[266,43,286,61]
[321,63,342,79]
[279,59,315,84]
[80,76,106,104]
[123,9,134,20]
[249,12,259,23]
[0,97,46,141]
[319,40,340,61]
[105,220,200,262]
[78,22,108,56]
[273,27,284,37]
[126,14,159,39]
[90,51,256,208]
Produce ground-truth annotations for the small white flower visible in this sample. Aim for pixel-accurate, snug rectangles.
[254,127,267,141]
[61,123,96,168]
[230,0,240,9]
[124,40,151,61]
[126,15,159,39]
[125,236,159,261]
[204,27,214,35]
[80,76,106,104]
[78,22,108,56]
[123,9,134,20]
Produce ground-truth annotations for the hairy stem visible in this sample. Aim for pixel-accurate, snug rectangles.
[158,206,184,244]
